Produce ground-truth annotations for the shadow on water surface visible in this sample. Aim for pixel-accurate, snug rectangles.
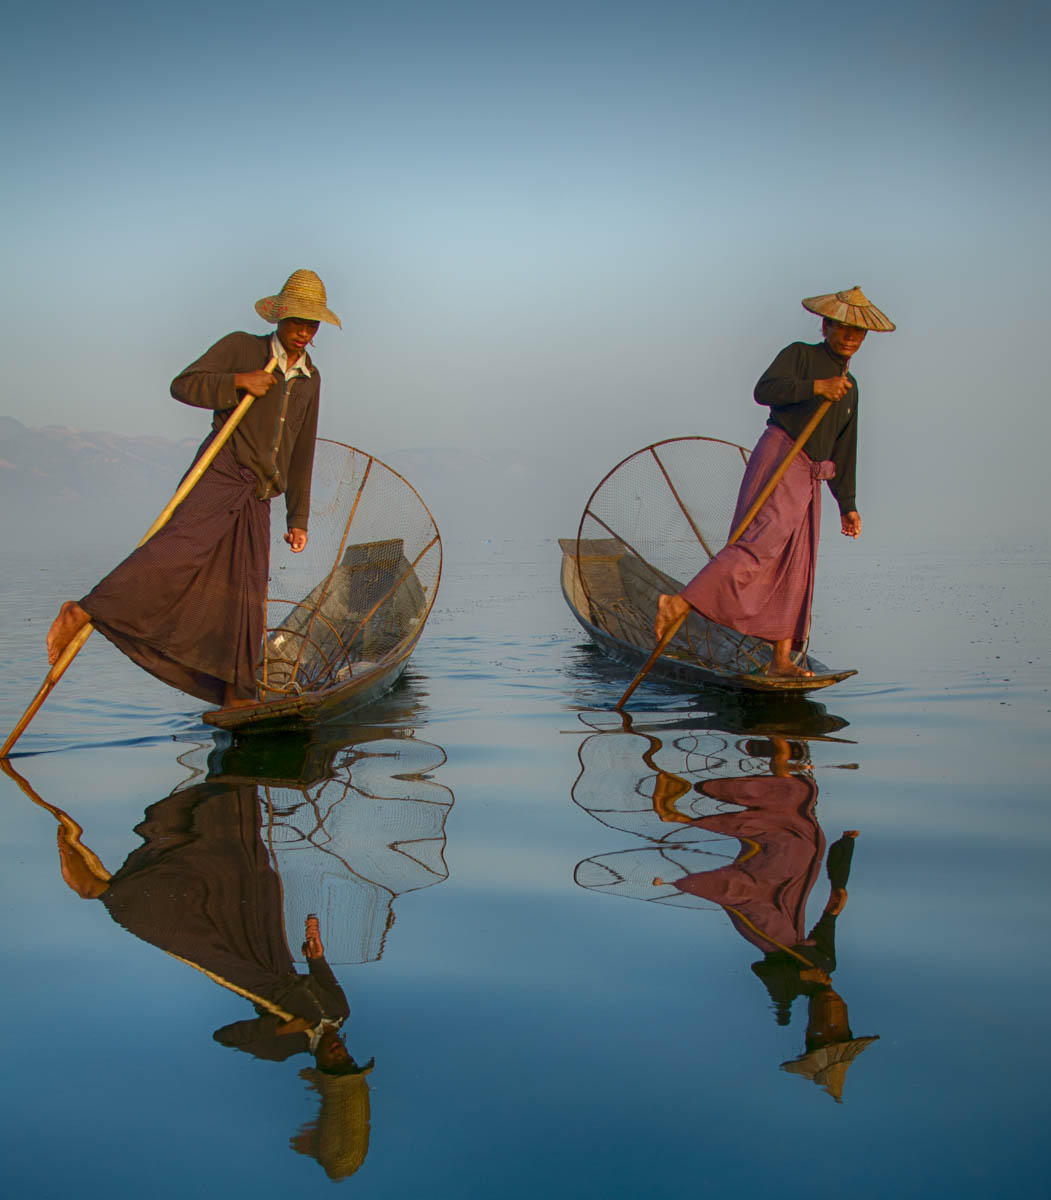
[3,678,453,1185]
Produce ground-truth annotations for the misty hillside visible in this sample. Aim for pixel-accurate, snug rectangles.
[0,417,201,552]
[0,419,572,556]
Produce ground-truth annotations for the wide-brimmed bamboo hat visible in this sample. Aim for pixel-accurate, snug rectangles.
[781,1035,880,1103]
[802,286,895,332]
[292,1064,374,1181]
[256,269,342,328]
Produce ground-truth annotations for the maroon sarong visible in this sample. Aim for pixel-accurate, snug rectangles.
[81,442,271,704]
[680,425,834,648]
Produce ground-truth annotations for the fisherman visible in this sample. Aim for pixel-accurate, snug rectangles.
[53,777,373,1179]
[45,269,341,708]
[656,287,894,677]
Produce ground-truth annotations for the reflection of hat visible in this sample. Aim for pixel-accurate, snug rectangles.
[781,1036,879,1102]
[801,286,895,331]
[255,269,342,328]
[291,1063,374,1180]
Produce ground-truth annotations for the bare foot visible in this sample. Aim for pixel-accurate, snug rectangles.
[767,637,813,678]
[655,593,690,640]
[47,602,90,665]
[766,660,815,679]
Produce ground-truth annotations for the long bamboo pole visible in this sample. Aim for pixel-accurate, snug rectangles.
[0,359,277,759]
[615,379,847,709]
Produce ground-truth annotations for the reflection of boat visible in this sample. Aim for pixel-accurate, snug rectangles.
[570,709,856,855]
[202,706,455,966]
[4,691,453,1178]
[560,537,856,695]
[570,691,852,743]
[569,718,877,1100]
[206,441,442,734]
[9,706,454,972]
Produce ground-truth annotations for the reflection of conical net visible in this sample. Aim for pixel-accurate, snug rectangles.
[571,716,818,909]
[572,717,792,844]
[573,725,733,843]
[575,846,728,909]
[261,737,453,964]
[259,440,441,698]
[574,436,786,675]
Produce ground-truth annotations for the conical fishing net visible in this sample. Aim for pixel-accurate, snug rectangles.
[570,436,807,677]
[258,440,441,700]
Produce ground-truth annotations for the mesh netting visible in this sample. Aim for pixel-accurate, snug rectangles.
[574,846,730,910]
[571,718,784,844]
[572,436,791,676]
[259,440,441,699]
[259,735,453,964]
[571,715,816,909]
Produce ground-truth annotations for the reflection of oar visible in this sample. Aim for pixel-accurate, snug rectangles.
[1,759,303,1024]
[163,950,297,1025]
[628,713,694,821]
[615,389,843,709]
[0,759,111,893]
[1,359,277,759]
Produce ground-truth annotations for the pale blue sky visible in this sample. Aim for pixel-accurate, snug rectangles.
[3,0,1048,548]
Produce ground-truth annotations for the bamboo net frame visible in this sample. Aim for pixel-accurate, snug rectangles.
[256,440,442,701]
[573,435,809,678]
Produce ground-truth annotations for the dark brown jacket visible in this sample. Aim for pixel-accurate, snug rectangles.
[754,340,859,515]
[171,331,320,530]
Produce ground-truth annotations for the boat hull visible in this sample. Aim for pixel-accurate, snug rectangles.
[203,632,421,733]
[560,540,855,697]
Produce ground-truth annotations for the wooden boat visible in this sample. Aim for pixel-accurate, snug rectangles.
[560,537,856,696]
[205,441,441,734]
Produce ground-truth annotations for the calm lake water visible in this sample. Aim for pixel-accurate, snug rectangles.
[1,539,1048,1198]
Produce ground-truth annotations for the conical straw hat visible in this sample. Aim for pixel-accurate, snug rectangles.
[780,1035,879,1102]
[801,286,895,331]
[256,269,342,328]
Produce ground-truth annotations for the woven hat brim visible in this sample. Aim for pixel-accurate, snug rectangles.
[802,293,895,332]
[255,296,342,328]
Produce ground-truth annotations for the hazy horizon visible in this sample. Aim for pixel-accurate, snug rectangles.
[4,0,1048,551]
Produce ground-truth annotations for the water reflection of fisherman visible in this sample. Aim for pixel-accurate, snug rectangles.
[656,735,877,1101]
[53,778,373,1179]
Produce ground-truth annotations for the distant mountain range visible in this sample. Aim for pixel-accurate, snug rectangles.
[0,416,200,550]
[0,417,568,553]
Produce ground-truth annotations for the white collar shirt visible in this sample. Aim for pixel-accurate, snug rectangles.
[270,333,313,380]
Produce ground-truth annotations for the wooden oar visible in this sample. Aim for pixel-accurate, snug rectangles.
[0,359,277,759]
[614,387,843,710]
